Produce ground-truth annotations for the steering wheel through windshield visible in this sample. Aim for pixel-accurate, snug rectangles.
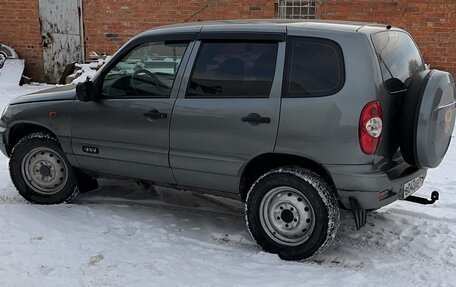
[130,68,161,96]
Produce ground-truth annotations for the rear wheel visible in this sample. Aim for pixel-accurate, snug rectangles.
[9,133,79,204]
[245,166,339,260]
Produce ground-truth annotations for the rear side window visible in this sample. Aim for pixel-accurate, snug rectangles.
[186,42,278,98]
[372,31,424,92]
[284,37,345,97]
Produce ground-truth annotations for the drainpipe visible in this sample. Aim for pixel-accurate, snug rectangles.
[78,0,85,63]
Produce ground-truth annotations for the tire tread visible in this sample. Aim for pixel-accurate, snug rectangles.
[9,132,79,204]
[245,166,340,260]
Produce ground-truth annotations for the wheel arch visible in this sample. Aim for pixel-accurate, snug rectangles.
[239,153,337,201]
[7,123,98,193]
[7,122,59,155]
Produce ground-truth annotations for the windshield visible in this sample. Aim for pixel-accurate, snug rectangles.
[372,31,424,93]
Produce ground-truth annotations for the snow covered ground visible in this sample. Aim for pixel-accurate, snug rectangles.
[0,85,455,287]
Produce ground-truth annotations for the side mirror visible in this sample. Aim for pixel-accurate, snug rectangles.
[76,80,95,102]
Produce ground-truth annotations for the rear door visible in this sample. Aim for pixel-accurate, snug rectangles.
[169,33,285,193]
[370,30,426,163]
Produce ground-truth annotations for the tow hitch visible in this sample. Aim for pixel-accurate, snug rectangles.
[404,191,439,205]
[348,191,439,230]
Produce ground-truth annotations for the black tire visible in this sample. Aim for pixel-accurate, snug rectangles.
[0,44,18,69]
[0,52,6,69]
[9,133,79,204]
[0,45,18,58]
[245,166,340,260]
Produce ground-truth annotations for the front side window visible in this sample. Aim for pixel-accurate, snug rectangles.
[102,41,188,98]
[186,42,278,98]
[284,37,345,97]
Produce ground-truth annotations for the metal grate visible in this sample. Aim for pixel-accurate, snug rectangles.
[277,0,317,19]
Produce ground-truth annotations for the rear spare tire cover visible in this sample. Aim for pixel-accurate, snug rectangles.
[400,70,456,168]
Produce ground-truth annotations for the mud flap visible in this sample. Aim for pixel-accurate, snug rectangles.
[74,169,99,193]
[349,197,367,230]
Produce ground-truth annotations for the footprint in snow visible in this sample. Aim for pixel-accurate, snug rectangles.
[31,236,43,241]
[89,254,104,266]
[40,265,55,276]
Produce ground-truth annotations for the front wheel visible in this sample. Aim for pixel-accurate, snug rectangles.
[9,133,79,204]
[245,167,340,260]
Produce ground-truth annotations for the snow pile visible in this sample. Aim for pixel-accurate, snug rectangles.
[71,57,111,84]
[70,63,97,84]
[0,85,455,286]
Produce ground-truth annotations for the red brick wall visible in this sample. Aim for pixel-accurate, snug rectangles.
[83,0,275,59]
[317,0,456,77]
[0,0,274,83]
[0,0,45,82]
[2,1,455,82]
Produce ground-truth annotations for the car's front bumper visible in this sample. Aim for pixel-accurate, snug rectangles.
[325,162,427,210]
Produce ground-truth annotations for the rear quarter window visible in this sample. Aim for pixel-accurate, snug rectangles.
[283,37,345,98]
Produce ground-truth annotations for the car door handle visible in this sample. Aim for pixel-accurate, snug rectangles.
[143,109,167,120]
[241,113,271,124]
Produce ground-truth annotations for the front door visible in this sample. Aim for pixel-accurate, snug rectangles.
[71,40,192,183]
[170,39,285,193]
[39,0,83,83]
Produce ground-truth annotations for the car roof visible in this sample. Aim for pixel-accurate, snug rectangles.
[138,19,389,36]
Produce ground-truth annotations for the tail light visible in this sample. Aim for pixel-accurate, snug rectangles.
[359,101,383,155]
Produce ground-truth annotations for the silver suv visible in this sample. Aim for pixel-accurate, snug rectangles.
[1,20,455,260]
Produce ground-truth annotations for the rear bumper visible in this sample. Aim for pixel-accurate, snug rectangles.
[325,162,427,210]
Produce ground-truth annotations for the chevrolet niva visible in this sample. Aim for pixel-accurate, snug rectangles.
[1,20,455,260]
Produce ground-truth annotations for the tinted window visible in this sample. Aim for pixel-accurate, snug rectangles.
[372,31,424,92]
[186,42,278,98]
[102,41,188,98]
[284,37,345,97]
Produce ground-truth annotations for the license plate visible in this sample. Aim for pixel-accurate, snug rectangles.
[402,175,425,199]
